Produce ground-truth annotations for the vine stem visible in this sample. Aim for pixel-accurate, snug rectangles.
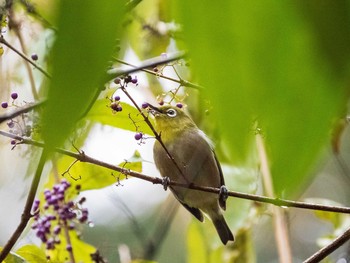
[1,130,350,215]
[0,36,51,79]
[303,226,350,263]
[120,86,190,184]
[256,133,292,263]
[114,58,203,90]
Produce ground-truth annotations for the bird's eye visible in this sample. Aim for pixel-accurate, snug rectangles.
[166,109,177,117]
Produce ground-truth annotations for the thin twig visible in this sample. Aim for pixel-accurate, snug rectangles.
[0,36,51,78]
[120,86,189,183]
[0,100,45,124]
[0,148,48,262]
[10,12,40,100]
[107,51,186,82]
[114,58,203,90]
[303,226,350,263]
[1,130,350,215]
[256,133,292,263]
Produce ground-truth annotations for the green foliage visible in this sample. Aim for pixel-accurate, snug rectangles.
[86,99,154,135]
[46,231,96,262]
[176,1,350,196]
[15,245,47,263]
[41,0,124,152]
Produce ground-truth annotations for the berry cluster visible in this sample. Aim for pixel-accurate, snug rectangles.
[31,179,89,251]
[113,75,138,86]
[110,95,123,112]
[1,92,18,109]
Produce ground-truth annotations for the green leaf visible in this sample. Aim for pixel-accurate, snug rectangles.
[0,249,25,263]
[187,222,207,263]
[86,99,154,135]
[176,1,349,196]
[42,0,124,152]
[16,245,47,263]
[47,231,96,262]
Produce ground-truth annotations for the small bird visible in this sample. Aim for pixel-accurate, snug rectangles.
[149,104,234,244]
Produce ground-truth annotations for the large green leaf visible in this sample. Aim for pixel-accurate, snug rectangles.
[16,245,47,263]
[41,0,124,152]
[86,100,154,135]
[176,1,349,196]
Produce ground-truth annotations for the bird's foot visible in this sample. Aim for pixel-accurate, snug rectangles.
[162,176,170,191]
[219,185,229,202]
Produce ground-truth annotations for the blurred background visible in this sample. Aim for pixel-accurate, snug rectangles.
[1,0,350,262]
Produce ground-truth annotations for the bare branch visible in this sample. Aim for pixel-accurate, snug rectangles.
[1,130,350,215]
[303,226,350,263]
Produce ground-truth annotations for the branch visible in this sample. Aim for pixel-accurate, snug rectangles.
[120,86,190,184]
[0,100,46,124]
[1,130,350,215]
[0,36,51,78]
[107,51,186,82]
[303,226,350,263]
[0,148,48,262]
[114,58,203,90]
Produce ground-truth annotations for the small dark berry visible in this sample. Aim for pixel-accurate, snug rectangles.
[10,140,16,145]
[78,197,86,204]
[7,121,14,128]
[176,103,183,109]
[114,78,121,85]
[31,54,38,61]
[141,102,148,109]
[131,77,138,84]
[11,92,18,100]
[114,95,120,101]
[158,100,164,106]
[125,75,132,83]
[134,132,142,141]
[66,244,72,252]
[153,67,159,72]
[110,102,119,111]
[75,184,81,191]
[1,102,8,108]
[116,106,122,112]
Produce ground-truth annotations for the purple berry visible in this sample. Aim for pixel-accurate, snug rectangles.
[114,95,120,101]
[10,140,16,145]
[158,100,164,106]
[31,53,38,61]
[125,75,132,83]
[1,102,8,108]
[11,92,18,100]
[7,121,14,128]
[66,244,72,252]
[141,102,148,109]
[116,106,122,112]
[176,103,183,109]
[131,77,138,84]
[134,132,142,141]
[53,225,61,235]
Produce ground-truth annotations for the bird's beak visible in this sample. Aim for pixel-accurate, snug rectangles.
[147,104,162,116]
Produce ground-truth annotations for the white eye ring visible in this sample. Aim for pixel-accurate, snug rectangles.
[166,109,177,117]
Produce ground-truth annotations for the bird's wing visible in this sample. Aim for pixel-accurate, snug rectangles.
[170,187,204,222]
[213,151,227,210]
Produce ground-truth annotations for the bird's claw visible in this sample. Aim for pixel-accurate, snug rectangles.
[162,176,170,191]
[219,185,229,202]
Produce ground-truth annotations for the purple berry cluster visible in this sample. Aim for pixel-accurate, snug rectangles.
[113,75,138,87]
[1,92,18,109]
[31,180,89,251]
[110,95,123,112]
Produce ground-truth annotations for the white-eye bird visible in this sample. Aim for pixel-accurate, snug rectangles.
[150,104,234,245]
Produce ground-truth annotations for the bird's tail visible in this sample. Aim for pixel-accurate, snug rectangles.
[213,216,234,245]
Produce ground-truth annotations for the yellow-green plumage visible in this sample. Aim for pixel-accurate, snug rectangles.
[151,105,234,244]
